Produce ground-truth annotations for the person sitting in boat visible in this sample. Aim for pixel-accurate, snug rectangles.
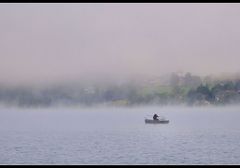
[153,114,159,120]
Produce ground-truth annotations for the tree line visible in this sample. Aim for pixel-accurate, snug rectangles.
[0,73,240,107]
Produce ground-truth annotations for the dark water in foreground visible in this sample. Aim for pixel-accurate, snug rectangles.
[0,106,240,164]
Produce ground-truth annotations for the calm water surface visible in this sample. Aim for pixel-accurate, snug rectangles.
[0,106,240,164]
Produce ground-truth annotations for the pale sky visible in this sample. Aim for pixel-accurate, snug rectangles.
[1,3,240,85]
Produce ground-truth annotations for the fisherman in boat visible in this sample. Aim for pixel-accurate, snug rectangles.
[153,114,159,120]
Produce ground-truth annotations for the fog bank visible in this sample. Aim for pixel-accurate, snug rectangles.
[1,3,240,86]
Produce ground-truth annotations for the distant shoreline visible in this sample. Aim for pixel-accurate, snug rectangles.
[0,72,240,108]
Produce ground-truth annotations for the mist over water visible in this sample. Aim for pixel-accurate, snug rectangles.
[1,105,240,164]
[1,3,240,164]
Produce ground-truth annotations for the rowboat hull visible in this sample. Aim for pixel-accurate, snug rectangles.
[145,119,169,124]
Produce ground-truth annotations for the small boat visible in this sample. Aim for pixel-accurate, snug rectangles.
[145,118,169,124]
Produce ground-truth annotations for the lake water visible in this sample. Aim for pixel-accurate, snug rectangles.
[0,106,240,165]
